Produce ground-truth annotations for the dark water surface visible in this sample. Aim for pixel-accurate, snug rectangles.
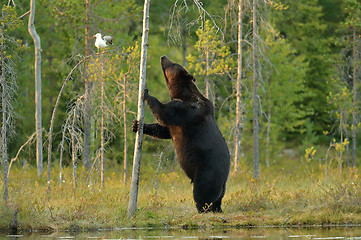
[2,227,361,239]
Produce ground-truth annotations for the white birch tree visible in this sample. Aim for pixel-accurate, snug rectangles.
[252,0,259,179]
[28,0,43,175]
[234,0,244,173]
[127,0,150,218]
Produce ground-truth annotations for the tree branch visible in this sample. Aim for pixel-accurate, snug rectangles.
[18,10,30,20]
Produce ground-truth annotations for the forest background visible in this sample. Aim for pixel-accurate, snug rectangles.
[0,0,361,230]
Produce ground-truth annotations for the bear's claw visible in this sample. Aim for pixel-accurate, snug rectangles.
[132,119,139,133]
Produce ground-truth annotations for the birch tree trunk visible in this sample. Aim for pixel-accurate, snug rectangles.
[84,0,91,171]
[123,75,128,186]
[1,27,9,203]
[252,0,259,179]
[265,103,271,168]
[28,0,43,176]
[72,108,78,190]
[100,79,105,188]
[127,0,150,218]
[234,0,243,173]
[351,28,357,168]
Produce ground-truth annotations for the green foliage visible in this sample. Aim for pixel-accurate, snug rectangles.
[187,20,235,94]
[187,21,234,77]
[1,2,361,230]
[0,5,21,33]
[343,0,361,29]
[305,146,316,162]
[271,0,336,133]
[263,36,307,137]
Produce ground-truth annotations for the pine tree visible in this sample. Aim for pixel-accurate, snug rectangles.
[272,0,335,133]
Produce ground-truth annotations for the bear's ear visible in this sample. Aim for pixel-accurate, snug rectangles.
[186,72,196,82]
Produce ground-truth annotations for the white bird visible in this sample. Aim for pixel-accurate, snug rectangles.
[93,33,113,52]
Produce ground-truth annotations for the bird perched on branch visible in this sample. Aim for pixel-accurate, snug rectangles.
[93,33,113,52]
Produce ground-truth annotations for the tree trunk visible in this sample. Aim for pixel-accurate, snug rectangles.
[127,0,150,218]
[46,24,54,192]
[346,119,350,168]
[83,0,91,171]
[72,108,78,190]
[234,0,243,173]
[339,108,343,172]
[205,46,210,99]
[182,18,187,68]
[351,28,357,168]
[252,0,259,179]
[28,0,43,176]
[123,75,128,186]
[59,129,65,185]
[1,27,9,203]
[100,80,105,188]
[266,103,271,168]
[47,55,93,188]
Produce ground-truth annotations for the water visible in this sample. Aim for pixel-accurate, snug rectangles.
[2,227,361,239]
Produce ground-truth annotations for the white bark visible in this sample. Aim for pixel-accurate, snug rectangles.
[252,0,259,179]
[72,108,78,190]
[84,0,91,171]
[100,80,105,188]
[28,0,43,175]
[1,27,9,203]
[352,28,357,168]
[234,0,243,173]
[265,104,271,168]
[123,75,128,186]
[127,0,150,218]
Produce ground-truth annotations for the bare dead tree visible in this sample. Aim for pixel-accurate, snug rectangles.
[28,0,43,176]
[100,78,105,188]
[63,95,86,191]
[1,6,21,203]
[47,52,103,191]
[351,28,358,168]
[252,0,259,179]
[168,0,224,45]
[128,0,150,218]
[8,131,37,179]
[58,117,71,186]
[1,25,9,203]
[83,0,91,171]
[234,0,244,173]
[123,73,128,186]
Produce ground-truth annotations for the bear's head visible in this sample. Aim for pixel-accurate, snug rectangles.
[161,56,202,101]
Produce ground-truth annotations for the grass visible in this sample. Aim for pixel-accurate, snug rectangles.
[1,157,361,232]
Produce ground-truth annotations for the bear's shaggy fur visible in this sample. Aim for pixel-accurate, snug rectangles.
[133,56,230,213]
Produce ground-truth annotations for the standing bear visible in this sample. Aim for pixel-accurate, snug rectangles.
[132,56,230,213]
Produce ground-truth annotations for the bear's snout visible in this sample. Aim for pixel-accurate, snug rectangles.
[161,55,173,69]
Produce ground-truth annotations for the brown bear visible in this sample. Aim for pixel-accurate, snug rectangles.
[132,56,230,213]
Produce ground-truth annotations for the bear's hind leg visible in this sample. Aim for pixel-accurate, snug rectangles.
[193,169,224,213]
[211,183,226,213]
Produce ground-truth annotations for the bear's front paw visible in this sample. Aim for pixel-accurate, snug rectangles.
[132,119,139,133]
[143,88,150,100]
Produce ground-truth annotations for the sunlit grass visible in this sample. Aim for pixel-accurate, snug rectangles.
[1,157,361,231]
